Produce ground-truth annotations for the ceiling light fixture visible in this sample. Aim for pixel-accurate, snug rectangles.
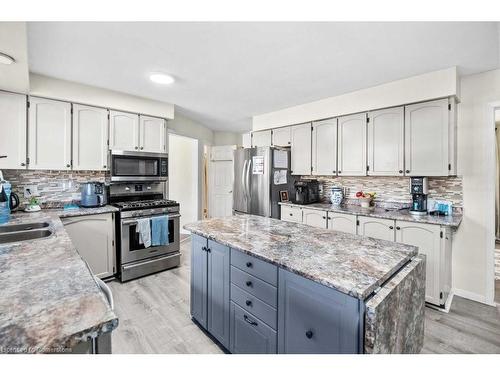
[0,52,15,65]
[149,73,175,85]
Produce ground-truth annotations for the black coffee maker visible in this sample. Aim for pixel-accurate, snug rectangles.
[294,180,320,205]
[409,177,428,216]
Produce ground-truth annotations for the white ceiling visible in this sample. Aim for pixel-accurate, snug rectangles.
[27,22,499,132]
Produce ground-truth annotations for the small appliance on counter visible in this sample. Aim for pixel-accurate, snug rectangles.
[409,177,428,216]
[428,198,453,216]
[80,182,107,207]
[294,180,320,205]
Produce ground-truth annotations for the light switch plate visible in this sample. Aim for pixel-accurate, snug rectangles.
[24,185,40,198]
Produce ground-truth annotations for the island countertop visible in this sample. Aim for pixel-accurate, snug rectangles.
[0,208,118,353]
[184,214,418,300]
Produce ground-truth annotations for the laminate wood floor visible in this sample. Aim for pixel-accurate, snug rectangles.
[108,238,500,354]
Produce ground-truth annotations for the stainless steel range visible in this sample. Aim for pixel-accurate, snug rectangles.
[110,182,181,282]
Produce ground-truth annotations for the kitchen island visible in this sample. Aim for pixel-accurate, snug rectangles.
[184,214,425,354]
[0,207,118,354]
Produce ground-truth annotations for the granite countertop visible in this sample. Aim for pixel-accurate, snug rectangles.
[279,202,462,228]
[184,214,418,300]
[0,206,119,353]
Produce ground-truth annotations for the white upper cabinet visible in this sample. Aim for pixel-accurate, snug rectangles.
[290,123,312,175]
[404,99,449,176]
[28,97,72,170]
[312,118,337,176]
[337,113,367,176]
[0,91,27,169]
[139,115,166,153]
[72,104,109,171]
[272,126,291,146]
[367,107,404,176]
[252,130,272,147]
[109,110,139,151]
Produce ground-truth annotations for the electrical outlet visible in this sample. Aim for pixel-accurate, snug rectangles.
[24,185,40,198]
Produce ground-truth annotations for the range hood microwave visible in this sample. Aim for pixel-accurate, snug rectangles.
[109,150,168,182]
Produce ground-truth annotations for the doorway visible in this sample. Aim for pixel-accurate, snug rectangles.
[208,145,235,218]
[168,133,199,236]
[495,109,500,304]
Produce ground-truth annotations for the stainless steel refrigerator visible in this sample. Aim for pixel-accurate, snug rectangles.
[233,147,297,219]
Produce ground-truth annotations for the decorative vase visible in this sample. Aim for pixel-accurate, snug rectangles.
[330,187,343,206]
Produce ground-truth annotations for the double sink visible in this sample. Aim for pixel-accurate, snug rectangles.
[0,221,52,245]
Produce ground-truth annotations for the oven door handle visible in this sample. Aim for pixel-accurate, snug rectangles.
[121,214,181,226]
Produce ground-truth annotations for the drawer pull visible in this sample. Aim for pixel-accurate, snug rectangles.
[244,315,258,326]
[246,281,253,287]
[305,330,314,339]
[245,300,252,307]
[389,226,394,229]
[246,261,253,268]
[289,213,293,216]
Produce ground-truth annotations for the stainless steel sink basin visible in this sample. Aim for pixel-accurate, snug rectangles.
[0,229,52,244]
[0,222,50,233]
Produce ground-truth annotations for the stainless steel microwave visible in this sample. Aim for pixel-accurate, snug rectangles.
[110,150,168,182]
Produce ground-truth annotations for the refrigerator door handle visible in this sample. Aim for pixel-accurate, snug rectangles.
[246,158,252,202]
[241,159,248,201]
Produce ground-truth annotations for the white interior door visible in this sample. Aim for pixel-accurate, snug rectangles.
[72,104,109,171]
[109,110,139,151]
[28,97,72,170]
[0,91,27,169]
[140,115,166,153]
[209,146,234,218]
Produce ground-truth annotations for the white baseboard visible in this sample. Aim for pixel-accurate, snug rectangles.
[452,288,496,307]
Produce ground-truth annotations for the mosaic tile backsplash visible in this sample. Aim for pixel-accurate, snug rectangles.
[2,170,106,208]
[301,175,463,211]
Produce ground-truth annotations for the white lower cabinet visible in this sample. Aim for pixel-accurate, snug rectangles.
[302,208,327,229]
[327,212,357,235]
[280,205,303,223]
[357,216,395,241]
[395,221,451,306]
[61,213,116,279]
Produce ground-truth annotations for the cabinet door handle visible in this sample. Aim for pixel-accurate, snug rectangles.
[338,171,342,174]
[396,226,401,230]
[244,315,258,326]
[206,247,211,253]
[0,155,7,159]
[245,300,252,307]
[246,281,253,287]
[305,330,314,339]
[389,226,394,229]
[20,162,26,166]
[399,170,403,174]
[135,146,139,150]
[405,170,410,174]
[66,164,71,168]
[333,170,336,174]
[289,213,293,216]
[322,216,326,219]
[201,246,207,252]
[246,261,252,268]
[140,146,144,150]
[103,165,107,169]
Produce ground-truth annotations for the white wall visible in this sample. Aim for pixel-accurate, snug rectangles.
[0,22,29,93]
[213,131,242,146]
[30,73,174,119]
[168,134,199,233]
[452,68,500,305]
[252,67,459,130]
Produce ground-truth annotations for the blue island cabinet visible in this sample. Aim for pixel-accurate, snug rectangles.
[277,269,363,354]
[190,234,230,348]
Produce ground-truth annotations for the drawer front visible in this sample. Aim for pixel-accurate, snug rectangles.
[280,205,302,223]
[231,249,278,286]
[231,266,277,308]
[230,302,277,354]
[231,284,277,330]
